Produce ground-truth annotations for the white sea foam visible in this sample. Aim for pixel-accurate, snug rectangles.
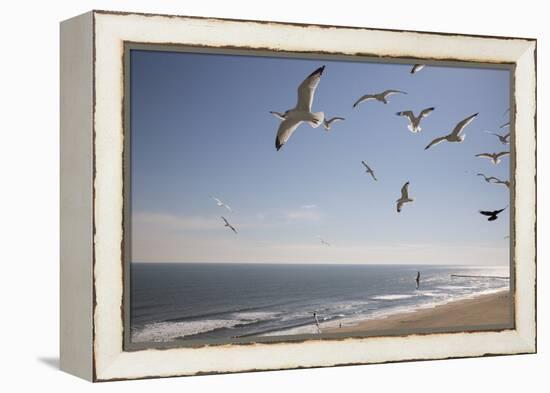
[231,311,279,320]
[333,301,369,310]
[262,324,319,336]
[132,318,255,343]
[436,285,472,291]
[418,291,443,297]
[455,287,508,299]
[132,310,285,343]
[372,294,417,300]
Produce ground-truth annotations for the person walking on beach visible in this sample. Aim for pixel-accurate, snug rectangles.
[416,271,421,289]
[313,312,321,334]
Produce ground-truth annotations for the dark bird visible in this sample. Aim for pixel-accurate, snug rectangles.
[479,207,507,221]
[353,89,407,107]
[424,113,478,150]
[415,271,421,289]
[221,216,238,234]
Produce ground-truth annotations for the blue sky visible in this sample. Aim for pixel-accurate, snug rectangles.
[130,49,511,265]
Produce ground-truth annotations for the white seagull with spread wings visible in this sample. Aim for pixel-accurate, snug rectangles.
[424,113,478,150]
[396,181,414,213]
[395,107,435,133]
[317,236,330,246]
[475,151,510,165]
[274,66,326,151]
[323,116,345,131]
[221,216,237,234]
[361,161,378,181]
[210,196,232,211]
[353,89,407,107]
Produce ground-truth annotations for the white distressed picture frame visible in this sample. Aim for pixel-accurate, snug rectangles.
[60,10,536,382]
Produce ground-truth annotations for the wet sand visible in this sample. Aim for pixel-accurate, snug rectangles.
[324,290,512,334]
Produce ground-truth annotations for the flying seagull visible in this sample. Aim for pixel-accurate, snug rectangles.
[415,271,421,289]
[475,151,510,165]
[479,207,507,222]
[424,113,478,150]
[361,161,378,181]
[396,181,414,213]
[269,111,287,121]
[318,236,330,246]
[395,107,435,133]
[323,116,345,131]
[485,131,510,145]
[477,173,499,183]
[411,64,425,74]
[275,66,326,151]
[221,216,237,234]
[210,196,232,211]
[500,121,510,129]
[490,176,511,189]
[353,89,407,107]
[476,173,510,188]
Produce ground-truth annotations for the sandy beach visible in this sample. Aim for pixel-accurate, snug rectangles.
[324,290,512,334]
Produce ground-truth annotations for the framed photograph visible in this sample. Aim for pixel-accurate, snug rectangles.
[60,10,536,381]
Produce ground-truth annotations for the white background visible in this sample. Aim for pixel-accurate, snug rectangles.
[0,0,545,391]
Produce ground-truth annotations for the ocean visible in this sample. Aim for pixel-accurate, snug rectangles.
[130,263,509,344]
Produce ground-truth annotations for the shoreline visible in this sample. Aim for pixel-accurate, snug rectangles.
[323,290,512,334]
[131,290,512,343]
